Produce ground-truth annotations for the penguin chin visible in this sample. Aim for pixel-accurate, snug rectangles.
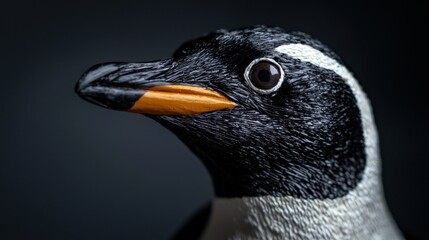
[149,107,367,199]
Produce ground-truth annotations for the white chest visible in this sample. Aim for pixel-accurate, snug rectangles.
[202,193,402,240]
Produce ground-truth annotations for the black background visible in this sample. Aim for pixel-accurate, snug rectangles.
[1,1,427,239]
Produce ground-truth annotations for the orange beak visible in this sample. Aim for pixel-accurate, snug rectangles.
[129,85,237,115]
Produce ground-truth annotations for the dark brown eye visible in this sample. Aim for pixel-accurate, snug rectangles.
[244,58,284,94]
[250,61,280,89]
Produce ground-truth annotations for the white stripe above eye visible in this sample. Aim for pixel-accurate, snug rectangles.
[275,43,355,84]
[274,43,367,108]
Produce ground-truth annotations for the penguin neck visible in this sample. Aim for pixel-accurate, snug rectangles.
[201,154,403,240]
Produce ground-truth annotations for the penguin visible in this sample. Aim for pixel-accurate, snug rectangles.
[75,26,404,240]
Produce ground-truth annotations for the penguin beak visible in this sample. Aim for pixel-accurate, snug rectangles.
[75,60,236,115]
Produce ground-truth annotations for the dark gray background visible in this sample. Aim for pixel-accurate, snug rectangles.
[1,0,426,239]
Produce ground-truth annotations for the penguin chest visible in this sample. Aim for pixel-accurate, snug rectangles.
[201,195,402,240]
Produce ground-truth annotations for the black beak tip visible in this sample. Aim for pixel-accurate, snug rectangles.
[74,79,84,96]
[74,62,145,111]
[75,63,120,97]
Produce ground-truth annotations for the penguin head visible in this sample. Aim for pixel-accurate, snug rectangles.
[76,26,366,199]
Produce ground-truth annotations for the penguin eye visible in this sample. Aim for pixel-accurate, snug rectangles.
[244,58,285,94]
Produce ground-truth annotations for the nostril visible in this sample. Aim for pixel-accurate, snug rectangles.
[75,63,119,94]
